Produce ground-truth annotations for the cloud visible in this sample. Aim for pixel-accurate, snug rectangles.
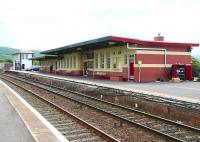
[0,0,199,54]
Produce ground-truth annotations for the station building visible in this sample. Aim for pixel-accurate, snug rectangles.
[13,50,33,70]
[33,35,199,82]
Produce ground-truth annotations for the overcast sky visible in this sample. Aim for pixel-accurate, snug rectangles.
[0,0,199,55]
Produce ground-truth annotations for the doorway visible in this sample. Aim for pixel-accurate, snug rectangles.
[22,64,25,70]
[83,62,88,76]
[128,55,135,80]
[50,65,53,73]
[129,62,134,80]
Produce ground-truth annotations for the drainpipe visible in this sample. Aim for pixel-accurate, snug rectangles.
[127,43,167,82]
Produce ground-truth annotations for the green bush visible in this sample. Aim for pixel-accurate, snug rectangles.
[192,57,200,77]
[33,60,40,65]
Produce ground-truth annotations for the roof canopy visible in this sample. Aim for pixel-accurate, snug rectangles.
[29,55,58,60]
[42,36,199,55]
[13,50,34,55]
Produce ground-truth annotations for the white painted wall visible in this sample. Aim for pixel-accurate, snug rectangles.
[13,53,33,70]
[12,54,20,70]
[21,53,33,69]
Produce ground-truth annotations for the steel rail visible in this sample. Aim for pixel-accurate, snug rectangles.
[7,70,200,110]
[1,77,120,142]
[2,75,200,142]
[4,74,200,131]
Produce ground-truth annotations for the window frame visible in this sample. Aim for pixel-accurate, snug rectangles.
[106,52,110,69]
[95,53,98,68]
[100,53,104,69]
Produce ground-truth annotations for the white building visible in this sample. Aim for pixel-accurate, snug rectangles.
[13,50,33,70]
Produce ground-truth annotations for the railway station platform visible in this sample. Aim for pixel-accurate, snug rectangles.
[0,80,68,142]
[12,71,200,103]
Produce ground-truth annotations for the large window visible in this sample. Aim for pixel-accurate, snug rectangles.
[60,60,62,68]
[124,55,128,64]
[21,54,28,60]
[113,57,120,69]
[88,61,93,69]
[100,53,104,68]
[73,56,76,68]
[57,61,59,68]
[64,60,66,68]
[62,60,64,68]
[70,56,72,68]
[67,57,69,68]
[106,52,110,69]
[95,53,98,68]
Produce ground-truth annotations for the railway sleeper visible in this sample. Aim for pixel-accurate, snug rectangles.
[50,120,74,125]
[66,132,96,140]
[70,136,102,142]
[60,129,88,135]
[43,114,68,119]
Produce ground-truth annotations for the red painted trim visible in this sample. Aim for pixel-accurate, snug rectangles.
[109,36,199,47]
[135,54,191,64]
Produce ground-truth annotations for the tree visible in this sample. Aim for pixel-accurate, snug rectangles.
[32,60,40,65]
[4,58,12,63]
[192,57,200,77]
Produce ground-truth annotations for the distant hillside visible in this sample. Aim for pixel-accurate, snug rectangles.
[0,47,19,55]
[0,47,41,63]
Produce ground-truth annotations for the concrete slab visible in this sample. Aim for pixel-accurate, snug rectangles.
[0,80,68,142]
[12,71,200,103]
[0,82,35,142]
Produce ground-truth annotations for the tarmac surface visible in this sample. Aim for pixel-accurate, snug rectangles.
[15,71,200,103]
[0,79,68,142]
[0,83,35,142]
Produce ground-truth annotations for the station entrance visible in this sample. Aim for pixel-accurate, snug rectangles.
[128,55,135,80]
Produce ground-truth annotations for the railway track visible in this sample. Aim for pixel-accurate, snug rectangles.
[1,76,119,142]
[10,71,200,111]
[2,74,200,142]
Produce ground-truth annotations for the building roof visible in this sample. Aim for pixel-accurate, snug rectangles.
[13,50,34,55]
[29,55,58,60]
[41,36,199,54]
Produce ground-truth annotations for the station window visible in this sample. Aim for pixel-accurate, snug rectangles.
[106,52,110,69]
[124,55,128,64]
[118,51,121,54]
[129,55,135,58]
[73,56,76,68]
[57,61,59,68]
[88,61,93,69]
[95,53,98,68]
[113,63,117,69]
[59,60,61,68]
[64,60,66,68]
[61,60,62,68]
[21,54,28,60]
[70,56,72,68]
[100,53,104,68]
[113,57,120,69]
[67,57,69,68]
[60,60,62,68]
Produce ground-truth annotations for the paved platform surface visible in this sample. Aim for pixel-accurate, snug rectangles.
[0,82,35,142]
[15,71,200,103]
[0,79,68,142]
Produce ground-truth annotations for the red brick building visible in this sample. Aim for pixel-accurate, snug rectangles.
[34,35,199,82]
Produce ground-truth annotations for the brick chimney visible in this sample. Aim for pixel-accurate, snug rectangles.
[154,33,164,41]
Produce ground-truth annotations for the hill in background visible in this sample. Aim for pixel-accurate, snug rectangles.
[0,47,41,63]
